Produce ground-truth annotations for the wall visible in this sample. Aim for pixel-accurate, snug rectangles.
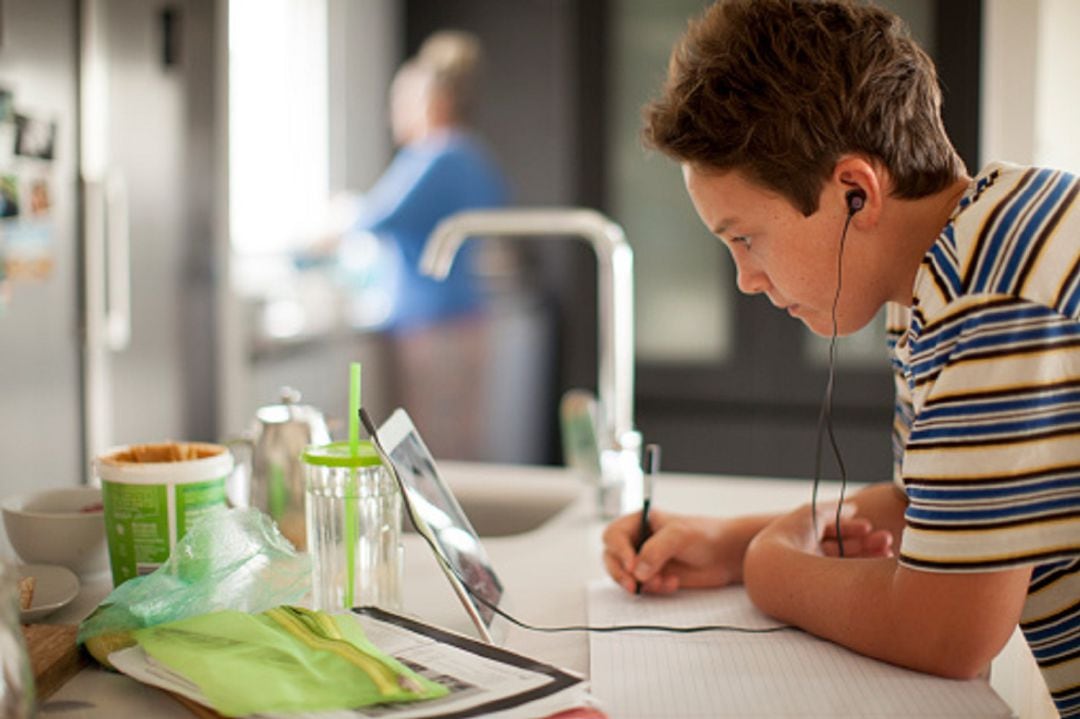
[327,0,399,193]
[983,0,1080,173]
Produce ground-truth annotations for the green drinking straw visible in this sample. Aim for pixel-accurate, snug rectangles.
[345,362,361,608]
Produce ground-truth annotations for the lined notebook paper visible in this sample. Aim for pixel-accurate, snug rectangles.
[587,579,1013,718]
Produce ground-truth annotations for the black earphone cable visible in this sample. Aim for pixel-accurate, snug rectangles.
[359,409,792,636]
[810,207,856,556]
[409,513,789,635]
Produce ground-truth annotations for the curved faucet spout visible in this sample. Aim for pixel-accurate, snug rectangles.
[421,208,635,452]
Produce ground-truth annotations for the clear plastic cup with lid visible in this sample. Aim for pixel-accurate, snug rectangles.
[303,441,402,612]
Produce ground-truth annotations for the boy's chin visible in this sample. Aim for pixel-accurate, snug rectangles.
[801,314,860,338]
[792,312,828,337]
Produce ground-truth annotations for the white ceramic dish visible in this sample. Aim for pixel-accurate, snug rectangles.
[18,563,80,623]
[2,486,108,576]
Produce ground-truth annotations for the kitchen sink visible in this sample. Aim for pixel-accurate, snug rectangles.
[419,461,584,537]
[454,487,579,537]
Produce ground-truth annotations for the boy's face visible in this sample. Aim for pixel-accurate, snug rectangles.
[682,164,881,337]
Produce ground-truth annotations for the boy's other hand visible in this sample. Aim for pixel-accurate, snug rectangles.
[819,510,895,558]
[764,502,895,559]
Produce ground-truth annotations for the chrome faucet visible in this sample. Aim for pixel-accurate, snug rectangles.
[421,208,642,517]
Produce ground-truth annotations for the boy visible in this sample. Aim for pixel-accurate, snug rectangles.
[602,1,1080,714]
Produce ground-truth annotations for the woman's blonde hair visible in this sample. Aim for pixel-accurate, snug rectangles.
[417,30,484,122]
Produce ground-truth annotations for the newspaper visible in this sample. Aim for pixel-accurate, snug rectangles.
[108,607,597,719]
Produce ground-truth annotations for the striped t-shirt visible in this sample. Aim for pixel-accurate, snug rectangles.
[887,162,1080,716]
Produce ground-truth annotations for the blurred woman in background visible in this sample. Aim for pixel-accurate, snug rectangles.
[337,30,512,457]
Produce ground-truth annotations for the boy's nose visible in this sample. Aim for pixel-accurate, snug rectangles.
[735,263,769,295]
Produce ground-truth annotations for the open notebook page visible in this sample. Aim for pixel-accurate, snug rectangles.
[587,579,1012,718]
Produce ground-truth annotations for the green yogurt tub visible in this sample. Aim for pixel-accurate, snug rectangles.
[95,442,232,586]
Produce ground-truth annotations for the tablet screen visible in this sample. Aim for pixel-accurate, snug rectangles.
[380,411,504,627]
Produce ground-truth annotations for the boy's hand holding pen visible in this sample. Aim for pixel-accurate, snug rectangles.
[634,444,661,594]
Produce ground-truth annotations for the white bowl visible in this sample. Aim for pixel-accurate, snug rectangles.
[2,487,109,577]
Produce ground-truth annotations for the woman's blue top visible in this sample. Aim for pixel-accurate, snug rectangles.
[345,130,509,330]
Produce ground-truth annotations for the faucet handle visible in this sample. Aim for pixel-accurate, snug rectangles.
[598,431,644,519]
[559,389,601,478]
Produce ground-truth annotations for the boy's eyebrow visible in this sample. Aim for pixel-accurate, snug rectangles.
[711,218,739,236]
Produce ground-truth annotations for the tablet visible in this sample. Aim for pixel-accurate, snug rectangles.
[363,407,507,645]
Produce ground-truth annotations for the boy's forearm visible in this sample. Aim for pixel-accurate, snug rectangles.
[743,511,1031,678]
[715,513,784,584]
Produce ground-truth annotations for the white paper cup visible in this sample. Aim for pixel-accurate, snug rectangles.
[95,442,232,586]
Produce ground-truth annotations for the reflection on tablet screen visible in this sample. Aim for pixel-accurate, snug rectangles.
[390,432,504,625]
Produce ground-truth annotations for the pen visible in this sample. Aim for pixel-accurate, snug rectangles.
[635,444,661,595]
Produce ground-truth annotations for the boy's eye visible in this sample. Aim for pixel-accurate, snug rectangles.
[731,235,752,250]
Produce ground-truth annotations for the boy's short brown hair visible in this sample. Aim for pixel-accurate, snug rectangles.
[645,0,965,215]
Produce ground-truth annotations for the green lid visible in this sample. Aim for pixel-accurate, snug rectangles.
[299,441,382,468]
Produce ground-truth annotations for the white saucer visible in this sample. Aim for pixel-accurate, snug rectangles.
[18,563,80,623]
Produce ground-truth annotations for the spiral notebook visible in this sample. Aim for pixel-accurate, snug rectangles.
[587,579,1012,718]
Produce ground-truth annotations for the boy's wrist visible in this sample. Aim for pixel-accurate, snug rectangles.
[719,512,786,584]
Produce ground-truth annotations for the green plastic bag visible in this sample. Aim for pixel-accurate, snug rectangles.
[133,606,448,717]
[78,508,311,652]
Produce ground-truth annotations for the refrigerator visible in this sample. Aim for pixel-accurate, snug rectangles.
[0,0,223,546]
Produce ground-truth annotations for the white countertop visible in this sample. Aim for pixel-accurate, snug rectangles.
[42,462,1043,717]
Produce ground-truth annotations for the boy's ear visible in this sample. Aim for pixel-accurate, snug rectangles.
[832,155,883,225]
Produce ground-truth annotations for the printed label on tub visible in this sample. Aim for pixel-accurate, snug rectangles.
[103,476,226,584]
[175,478,227,538]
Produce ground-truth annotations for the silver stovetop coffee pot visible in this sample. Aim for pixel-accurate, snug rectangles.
[230,387,330,550]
